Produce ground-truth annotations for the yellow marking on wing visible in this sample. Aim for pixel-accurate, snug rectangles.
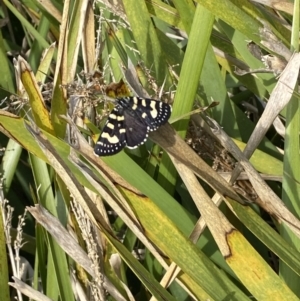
[150,101,158,118]
[109,114,124,121]
[101,133,119,143]
[109,114,117,119]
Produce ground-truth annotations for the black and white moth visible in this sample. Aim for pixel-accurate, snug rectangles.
[94,96,172,156]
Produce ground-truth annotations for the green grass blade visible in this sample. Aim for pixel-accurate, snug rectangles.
[172,6,214,136]
[146,0,184,29]
[279,1,300,295]
[0,206,10,301]
[157,6,215,194]
[0,140,22,195]
[30,155,74,300]
[0,32,15,93]
[171,0,195,32]
[122,0,168,86]
[280,94,300,293]
[3,0,50,50]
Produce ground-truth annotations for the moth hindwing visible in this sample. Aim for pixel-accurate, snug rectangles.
[94,96,172,156]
